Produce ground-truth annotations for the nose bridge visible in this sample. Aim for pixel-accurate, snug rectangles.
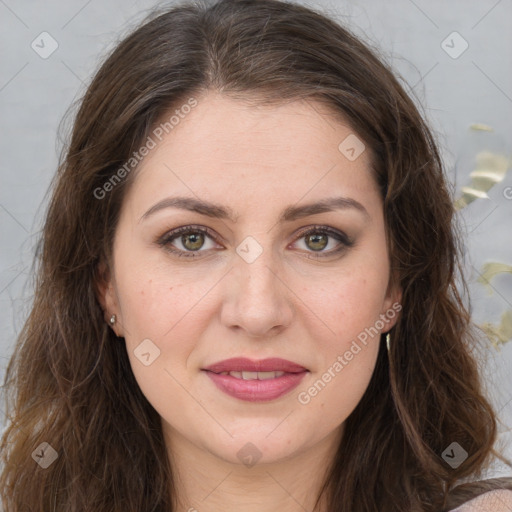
[234,234,280,300]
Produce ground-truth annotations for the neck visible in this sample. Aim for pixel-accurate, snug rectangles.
[164,425,341,512]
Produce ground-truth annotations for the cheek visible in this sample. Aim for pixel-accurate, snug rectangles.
[305,263,389,343]
[116,268,205,405]
[299,270,384,424]
[298,257,388,411]
[115,251,212,341]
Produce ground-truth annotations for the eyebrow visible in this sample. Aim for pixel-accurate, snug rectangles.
[139,195,369,223]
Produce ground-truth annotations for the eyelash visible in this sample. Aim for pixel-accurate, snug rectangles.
[156,224,353,259]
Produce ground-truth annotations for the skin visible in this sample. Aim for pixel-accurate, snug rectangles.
[99,91,401,512]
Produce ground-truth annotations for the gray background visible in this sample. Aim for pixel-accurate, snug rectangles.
[1,0,511,477]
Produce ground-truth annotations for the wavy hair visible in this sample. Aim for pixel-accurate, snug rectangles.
[1,0,511,510]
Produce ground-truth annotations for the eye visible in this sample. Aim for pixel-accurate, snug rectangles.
[291,225,353,257]
[157,225,221,257]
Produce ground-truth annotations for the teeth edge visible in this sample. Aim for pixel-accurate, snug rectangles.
[217,370,286,380]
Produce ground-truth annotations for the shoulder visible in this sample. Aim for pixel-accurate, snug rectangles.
[449,489,512,511]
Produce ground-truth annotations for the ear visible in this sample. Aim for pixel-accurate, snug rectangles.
[95,258,124,337]
[381,272,402,331]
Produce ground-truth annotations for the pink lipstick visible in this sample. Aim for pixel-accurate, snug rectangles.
[202,357,308,402]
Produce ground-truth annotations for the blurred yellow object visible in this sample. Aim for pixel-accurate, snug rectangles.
[476,262,512,346]
[454,151,510,210]
[477,262,512,295]
[480,310,512,347]
[469,123,494,132]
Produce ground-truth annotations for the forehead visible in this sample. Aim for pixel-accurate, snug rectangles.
[124,91,379,217]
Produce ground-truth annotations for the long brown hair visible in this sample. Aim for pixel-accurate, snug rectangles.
[1,0,510,510]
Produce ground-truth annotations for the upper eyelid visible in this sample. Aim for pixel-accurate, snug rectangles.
[160,225,222,245]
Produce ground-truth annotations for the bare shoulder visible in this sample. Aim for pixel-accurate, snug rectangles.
[450,489,512,511]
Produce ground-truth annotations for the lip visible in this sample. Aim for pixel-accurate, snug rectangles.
[202,358,309,402]
[203,357,307,374]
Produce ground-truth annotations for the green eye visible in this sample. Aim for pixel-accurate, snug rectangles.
[158,225,219,257]
[180,232,206,251]
[293,226,353,257]
[305,232,329,251]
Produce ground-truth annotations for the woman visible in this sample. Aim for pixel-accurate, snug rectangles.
[1,0,511,510]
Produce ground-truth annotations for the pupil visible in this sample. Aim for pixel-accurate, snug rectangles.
[308,233,327,251]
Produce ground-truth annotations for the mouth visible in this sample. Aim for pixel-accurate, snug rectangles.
[201,357,309,402]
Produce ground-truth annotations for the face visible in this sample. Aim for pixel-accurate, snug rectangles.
[100,91,401,467]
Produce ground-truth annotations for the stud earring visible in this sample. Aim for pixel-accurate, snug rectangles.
[110,314,116,326]
[386,332,391,352]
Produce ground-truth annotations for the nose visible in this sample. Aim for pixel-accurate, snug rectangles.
[220,240,294,338]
